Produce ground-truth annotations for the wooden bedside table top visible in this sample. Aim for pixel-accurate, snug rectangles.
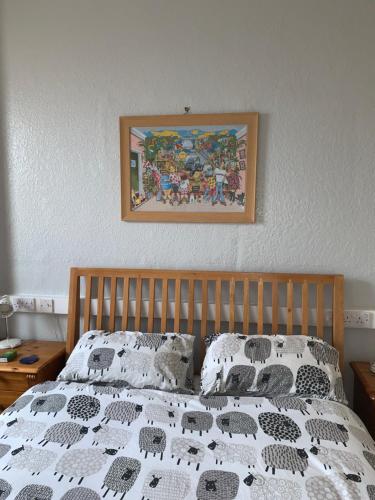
[0,340,66,374]
[350,361,375,401]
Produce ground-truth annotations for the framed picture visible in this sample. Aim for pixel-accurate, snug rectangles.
[120,112,258,223]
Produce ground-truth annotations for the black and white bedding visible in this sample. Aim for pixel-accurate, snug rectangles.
[0,381,374,499]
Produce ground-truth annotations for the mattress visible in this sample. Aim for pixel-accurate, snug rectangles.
[0,381,374,499]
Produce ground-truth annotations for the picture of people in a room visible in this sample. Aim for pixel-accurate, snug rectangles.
[130,124,248,212]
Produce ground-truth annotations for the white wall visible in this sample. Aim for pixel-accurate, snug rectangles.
[0,0,375,400]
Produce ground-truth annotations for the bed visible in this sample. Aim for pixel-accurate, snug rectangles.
[0,268,374,500]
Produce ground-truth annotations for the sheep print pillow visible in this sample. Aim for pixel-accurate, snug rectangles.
[58,330,194,393]
[200,333,347,404]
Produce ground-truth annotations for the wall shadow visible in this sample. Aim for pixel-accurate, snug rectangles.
[0,3,13,335]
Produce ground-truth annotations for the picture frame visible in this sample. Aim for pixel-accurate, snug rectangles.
[120,112,258,223]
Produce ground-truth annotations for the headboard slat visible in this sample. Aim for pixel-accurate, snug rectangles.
[148,278,155,333]
[287,280,294,335]
[215,280,221,333]
[161,279,168,333]
[96,276,104,330]
[316,283,324,339]
[271,281,278,334]
[174,279,181,332]
[302,280,309,335]
[257,279,264,334]
[121,276,129,331]
[108,277,117,332]
[229,278,236,332]
[83,275,92,332]
[187,279,194,334]
[243,278,249,335]
[134,278,142,331]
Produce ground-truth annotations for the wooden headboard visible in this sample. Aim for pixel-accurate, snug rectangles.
[66,268,344,371]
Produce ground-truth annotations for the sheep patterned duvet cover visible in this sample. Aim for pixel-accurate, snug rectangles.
[0,382,374,500]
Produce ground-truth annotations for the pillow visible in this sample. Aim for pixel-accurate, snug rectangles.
[58,330,194,393]
[200,333,347,404]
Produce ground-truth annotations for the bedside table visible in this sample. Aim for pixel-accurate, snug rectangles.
[0,340,66,410]
[351,361,375,439]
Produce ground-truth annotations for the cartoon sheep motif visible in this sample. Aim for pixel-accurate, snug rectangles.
[348,425,375,450]
[87,347,115,376]
[1,417,46,441]
[38,421,88,448]
[269,396,310,415]
[139,427,166,459]
[244,337,272,363]
[0,444,11,459]
[256,365,294,397]
[80,331,101,349]
[0,479,11,499]
[3,445,56,475]
[102,456,141,500]
[258,412,301,442]
[295,365,330,398]
[91,424,131,449]
[261,444,308,476]
[207,439,257,468]
[103,401,143,425]
[209,334,241,363]
[216,411,258,439]
[243,473,302,500]
[61,352,86,379]
[225,365,256,393]
[60,381,86,392]
[31,381,60,393]
[171,437,205,470]
[153,351,189,386]
[117,349,152,376]
[54,448,117,485]
[241,396,264,408]
[181,411,213,436]
[14,484,52,500]
[274,336,305,358]
[102,332,129,346]
[135,333,166,351]
[364,450,375,470]
[367,485,375,500]
[307,340,339,367]
[30,394,67,417]
[91,381,127,398]
[144,403,180,427]
[4,394,33,415]
[305,419,349,446]
[334,377,347,402]
[309,445,366,474]
[67,395,100,421]
[60,487,101,500]
[141,469,190,500]
[305,475,361,500]
[196,470,239,500]
[199,395,228,411]
[160,392,190,408]
[305,398,349,420]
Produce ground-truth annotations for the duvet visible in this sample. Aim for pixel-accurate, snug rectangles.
[0,381,374,500]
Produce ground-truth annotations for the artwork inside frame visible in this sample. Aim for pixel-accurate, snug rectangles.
[120,112,258,223]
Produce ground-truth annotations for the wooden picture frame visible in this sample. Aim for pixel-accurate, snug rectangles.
[120,112,258,223]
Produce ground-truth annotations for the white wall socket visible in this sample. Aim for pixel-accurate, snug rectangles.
[12,296,35,312]
[36,298,54,314]
[344,310,374,328]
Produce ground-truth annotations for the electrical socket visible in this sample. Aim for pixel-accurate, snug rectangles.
[12,296,35,312]
[36,298,54,314]
[344,310,373,328]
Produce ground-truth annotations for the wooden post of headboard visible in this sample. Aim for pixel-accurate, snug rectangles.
[66,268,81,354]
[333,275,345,373]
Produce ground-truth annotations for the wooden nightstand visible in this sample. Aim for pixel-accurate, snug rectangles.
[0,340,66,410]
[351,361,375,439]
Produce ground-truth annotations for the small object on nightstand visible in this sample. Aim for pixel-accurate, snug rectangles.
[0,350,17,363]
[19,355,39,364]
[370,361,375,374]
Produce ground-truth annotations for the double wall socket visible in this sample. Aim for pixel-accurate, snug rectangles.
[12,296,54,314]
[344,310,374,328]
